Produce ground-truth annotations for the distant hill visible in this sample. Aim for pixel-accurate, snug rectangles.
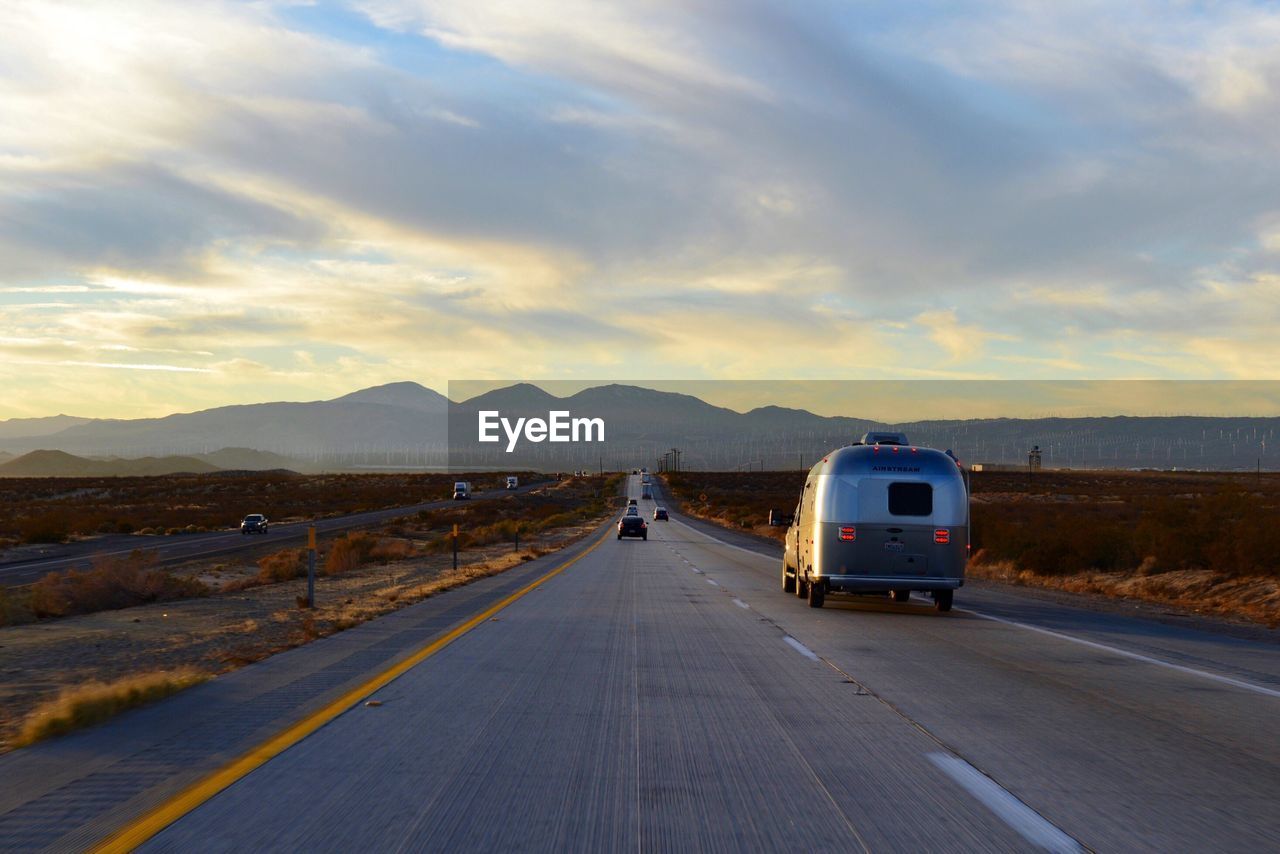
[0,414,92,439]
[0,382,448,461]
[0,450,222,477]
[191,447,309,471]
[334,381,449,413]
[2,381,1276,471]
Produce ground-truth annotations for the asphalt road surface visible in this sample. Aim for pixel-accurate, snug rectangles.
[1,475,1276,852]
[0,482,543,588]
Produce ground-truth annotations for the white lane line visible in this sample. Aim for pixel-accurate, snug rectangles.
[706,578,719,587]
[671,518,774,561]
[733,598,750,610]
[784,636,819,661]
[928,753,1082,853]
[672,514,1280,702]
[967,609,1280,700]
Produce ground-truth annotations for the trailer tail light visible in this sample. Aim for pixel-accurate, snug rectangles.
[934,529,950,544]
[839,526,856,541]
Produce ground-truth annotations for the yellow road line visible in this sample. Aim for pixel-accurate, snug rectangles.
[92,529,611,853]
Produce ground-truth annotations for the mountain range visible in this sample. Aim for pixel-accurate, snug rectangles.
[1,381,1276,473]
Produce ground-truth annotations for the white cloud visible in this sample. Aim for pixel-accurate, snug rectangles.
[2,0,1279,417]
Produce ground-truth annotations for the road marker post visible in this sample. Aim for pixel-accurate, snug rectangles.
[306,525,316,608]
[452,523,459,570]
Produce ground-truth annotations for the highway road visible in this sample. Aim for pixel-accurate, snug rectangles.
[0,481,544,588]
[1,475,1276,851]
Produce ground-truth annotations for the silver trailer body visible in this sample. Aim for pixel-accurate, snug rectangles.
[783,438,969,610]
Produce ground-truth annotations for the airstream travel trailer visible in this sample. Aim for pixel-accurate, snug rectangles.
[781,433,969,612]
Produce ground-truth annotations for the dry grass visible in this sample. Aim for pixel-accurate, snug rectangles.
[256,548,307,584]
[16,668,209,747]
[22,551,209,620]
[969,555,1280,627]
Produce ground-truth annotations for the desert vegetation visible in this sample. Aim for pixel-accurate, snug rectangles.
[0,471,537,548]
[662,469,1280,624]
[1,475,621,626]
[16,669,209,747]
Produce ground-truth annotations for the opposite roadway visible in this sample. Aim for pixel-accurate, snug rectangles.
[1,475,1276,852]
[0,480,545,587]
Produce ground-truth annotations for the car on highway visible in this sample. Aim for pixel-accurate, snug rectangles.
[617,515,647,540]
[625,505,639,516]
[506,476,519,490]
[453,481,471,500]
[240,514,269,535]
[781,432,969,611]
[641,486,652,499]
[653,507,668,520]
[628,498,638,506]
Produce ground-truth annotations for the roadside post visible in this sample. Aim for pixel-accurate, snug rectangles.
[453,523,459,570]
[307,525,316,608]
[514,523,520,553]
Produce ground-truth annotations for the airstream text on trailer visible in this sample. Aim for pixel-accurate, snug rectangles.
[781,433,969,611]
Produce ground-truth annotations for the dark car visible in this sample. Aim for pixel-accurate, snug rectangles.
[653,507,668,521]
[240,514,269,535]
[628,498,638,506]
[617,515,648,540]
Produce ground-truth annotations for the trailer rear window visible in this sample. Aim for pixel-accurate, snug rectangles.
[888,482,932,516]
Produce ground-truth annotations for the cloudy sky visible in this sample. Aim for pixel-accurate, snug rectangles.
[3,0,1280,419]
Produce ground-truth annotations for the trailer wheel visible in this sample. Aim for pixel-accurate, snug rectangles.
[933,589,953,612]
[807,579,825,608]
[891,590,910,603]
[782,561,795,594]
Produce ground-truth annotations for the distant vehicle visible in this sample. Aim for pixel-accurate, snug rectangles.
[506,476,519,490]
[641,473,651,484]
[782,433,969,611]
[641,467,647,473]
[617,515,648,540]
[628,498,638,506]
[641,486,652,499]
[240,514,269,535]
[653,507,668,521]
[633,468,640,474]
[625,506,639,516]
[453,481,471,500]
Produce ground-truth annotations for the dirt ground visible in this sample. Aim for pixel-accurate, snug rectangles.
[0,517,604,754]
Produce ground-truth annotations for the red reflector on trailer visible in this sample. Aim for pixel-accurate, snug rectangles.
[934,529,950,544]
[839,526,856,541]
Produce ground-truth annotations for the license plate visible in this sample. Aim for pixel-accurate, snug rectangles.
[883,541,905,552]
